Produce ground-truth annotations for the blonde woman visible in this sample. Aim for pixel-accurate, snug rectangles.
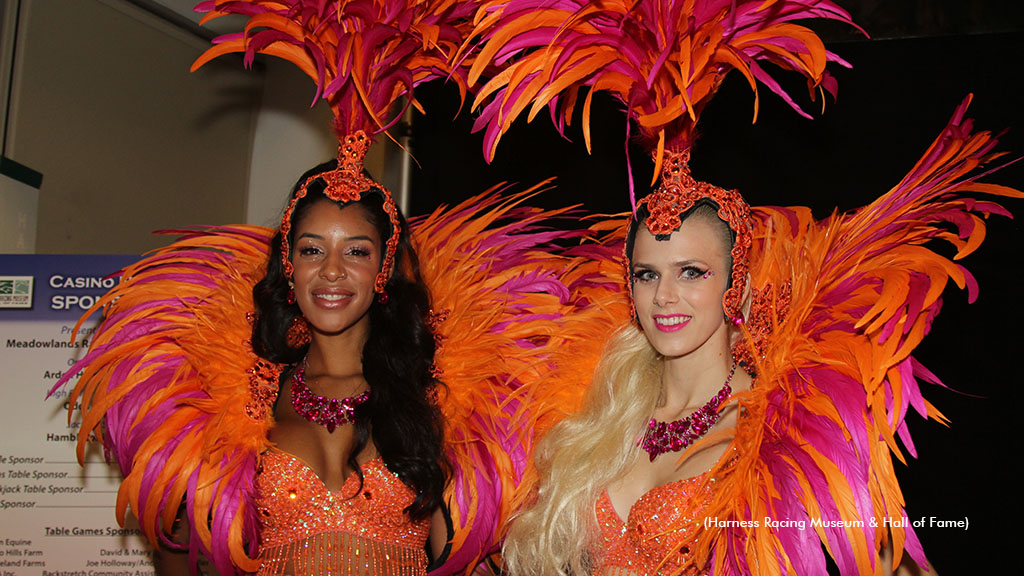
[504,178,756,576]
[501,107,1008,573]
[462,0,1015,573]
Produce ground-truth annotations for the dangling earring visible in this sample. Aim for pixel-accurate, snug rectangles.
[287,315,311,348]
[730,313,745,327]
[287,281,296,305]
[376,290,389,305]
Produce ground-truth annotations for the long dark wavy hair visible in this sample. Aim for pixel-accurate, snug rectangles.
[251,160,447,519]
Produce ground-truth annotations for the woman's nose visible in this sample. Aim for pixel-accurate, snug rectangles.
[319,257,347,281]
[653,280,676,307]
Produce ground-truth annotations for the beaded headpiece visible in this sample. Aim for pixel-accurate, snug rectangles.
[279,131,401,293]
[634,149,753,319]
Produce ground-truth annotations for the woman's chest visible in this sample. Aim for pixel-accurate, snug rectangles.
[255,450,429,547]
[594,475,716,576]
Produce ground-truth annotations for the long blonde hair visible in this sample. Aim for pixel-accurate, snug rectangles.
[503,324,661,576]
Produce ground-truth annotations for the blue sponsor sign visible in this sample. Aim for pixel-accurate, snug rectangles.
[0,255,139,322]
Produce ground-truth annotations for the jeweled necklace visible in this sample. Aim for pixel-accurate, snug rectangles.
[291,360,369,433]
[640,361,736,461]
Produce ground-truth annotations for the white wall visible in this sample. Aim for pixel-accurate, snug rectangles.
[1,0,408,253]
[6,0,261,254]
[0,172,37,252]
[245,59,336,228]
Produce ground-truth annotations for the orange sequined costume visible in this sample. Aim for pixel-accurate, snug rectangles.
[592,475,714,576]
[256,451,429,576]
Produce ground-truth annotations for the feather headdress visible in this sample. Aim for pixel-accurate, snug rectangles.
[464,0,858,200]
[461,0,860,330]
[193,0,473,136]
[192,0,476,293]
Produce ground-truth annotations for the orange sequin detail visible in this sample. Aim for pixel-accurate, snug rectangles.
[256,451,429,576]
[246,357,284,421]
[733,281,792,373]
[592,474,714,576]
[427,308,450,378]
[286,315,312,349]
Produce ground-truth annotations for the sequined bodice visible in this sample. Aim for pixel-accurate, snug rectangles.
[592,474,714,575]
[255,450,429,576]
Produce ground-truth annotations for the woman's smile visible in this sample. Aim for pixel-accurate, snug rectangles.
[653,314,691,332]
[311,287,355,309]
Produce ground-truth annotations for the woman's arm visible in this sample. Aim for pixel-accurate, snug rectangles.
[428,505,452,567]
[153,545,192,575]
[882,543,934,576]
[152,505,191,575]
[151,505,222,575]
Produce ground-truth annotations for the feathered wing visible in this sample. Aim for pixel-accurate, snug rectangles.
[410,187,630,574]
[462,0,857,182]
[52,190,628,575]
[673,98,1021,575]
[192,0,474,136]
[52,226,279,575]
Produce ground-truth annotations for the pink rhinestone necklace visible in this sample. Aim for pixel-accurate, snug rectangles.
[640,361,736,461]
[291,360,369,433]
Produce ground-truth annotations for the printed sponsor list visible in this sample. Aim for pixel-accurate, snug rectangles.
[1,538,153,575]
[2,275,155,575]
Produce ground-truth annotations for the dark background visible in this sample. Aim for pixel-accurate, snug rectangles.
[408,3,1021,574]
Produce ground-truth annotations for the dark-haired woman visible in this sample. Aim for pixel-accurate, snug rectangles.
[244,159,448,575]
[122,155,448,575]
[58,139,591,575]
[55,0,590,573]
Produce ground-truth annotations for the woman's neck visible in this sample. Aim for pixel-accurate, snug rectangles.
[659,336,734,413]
[304,319,370,378]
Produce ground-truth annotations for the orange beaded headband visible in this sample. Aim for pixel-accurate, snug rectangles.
[632,149,753,320]
[279,131,401,294]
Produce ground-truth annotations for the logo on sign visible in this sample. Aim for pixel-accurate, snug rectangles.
[0,276,33,309]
